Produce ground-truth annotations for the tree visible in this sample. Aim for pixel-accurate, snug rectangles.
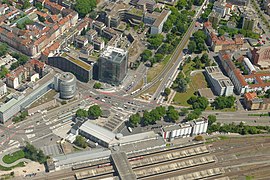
[147,34,164,49]
[129,113,141,127]
[187,96,209,110]
[193,30,207,41]
[163,20,173,32]
[153,53,164,62]
[218,29,226,36]
[38,15,45,22]
[76,109,88,118]
[201,53,208,63]
[166,106,179,122]
[213,96,236,109]
[208,115,217,126]
[186,109,202,121]
[35,2,43,11]
[166,33,176,43]
[179,108,189,116]
[141,49,152,62]
[93,82,102,89]
[188,40,196,53]
[141,111,154,126]
[177,78,188,92]
[24,142,47,164]
[193,0,204,6]
[0,43,8,57]
[22,0,31,10]
[156,106,166,117]
[164,88,171,96]
[74,0,96,18]
[88,105,102,119]
[74,135,87,148]
[265,89,270,98]
[158,43,174,54]
[0,66,9,78]
[177,0,187,10]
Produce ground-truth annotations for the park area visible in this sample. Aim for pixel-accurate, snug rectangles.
[172,60,208,106]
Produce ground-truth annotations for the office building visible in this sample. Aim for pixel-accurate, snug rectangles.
[250,47,270,69]
[239,7,258,31]
[143,9,171,34]
[0,72,54,123]
[205,66,234,96]
[54,72,76,99]
[98,46,128,86]
[48,53,92,82]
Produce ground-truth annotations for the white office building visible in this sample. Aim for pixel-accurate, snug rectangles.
[161,118,208,141]
[205,66,234,96]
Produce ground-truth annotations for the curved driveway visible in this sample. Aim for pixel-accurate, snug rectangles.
[0,148,31,168]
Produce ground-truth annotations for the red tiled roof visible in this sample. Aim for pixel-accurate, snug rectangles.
[244,92,257,101]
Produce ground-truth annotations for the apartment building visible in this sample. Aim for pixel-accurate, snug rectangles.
[203,21,244,53]
[219,50,270,94]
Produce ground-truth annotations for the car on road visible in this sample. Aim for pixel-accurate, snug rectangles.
[128,127,133,133]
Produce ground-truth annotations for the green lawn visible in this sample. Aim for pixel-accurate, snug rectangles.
[206,106,236,112]
[173,89,194,106]
[0,162,25,171]
[147,55,171,82]
[29,90,57,108]
[173,64,208,106]
[2,150,25,164]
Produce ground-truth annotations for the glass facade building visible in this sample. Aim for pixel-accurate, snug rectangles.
[98,46,128,86]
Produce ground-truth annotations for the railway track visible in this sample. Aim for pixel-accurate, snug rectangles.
[31,140,270,180]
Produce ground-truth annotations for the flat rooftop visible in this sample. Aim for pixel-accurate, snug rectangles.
[53,148,111,167]
[198,88,215,100]
[61,52,92,71]
[101,46,127,63]
[79,120,116,145]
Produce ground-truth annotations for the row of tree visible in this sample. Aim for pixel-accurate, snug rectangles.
[218,25,260,39]
[76,105,102,119]
[208,121,270,135]
[12,111,28,123]
[129,106,180,127]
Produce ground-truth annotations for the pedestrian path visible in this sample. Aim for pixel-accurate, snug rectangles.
[0,148,31,168]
